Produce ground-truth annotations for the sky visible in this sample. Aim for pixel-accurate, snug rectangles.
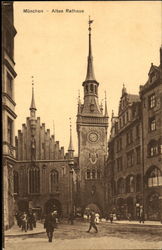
[14,1,162,155]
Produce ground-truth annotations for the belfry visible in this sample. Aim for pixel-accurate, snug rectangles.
[76,18,109,215]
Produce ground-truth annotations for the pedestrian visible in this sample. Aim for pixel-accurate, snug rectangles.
[21,212,28,232]
[110,213,113,224]
[86,211,98,233]
[27,211,34,230]
[139,210,145,224]
[44,211,57,242]
[95,213,100,224]
[68,211,74,225]
[33,212,37,228]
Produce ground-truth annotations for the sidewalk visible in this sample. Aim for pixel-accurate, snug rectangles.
[5,222,46,237]
[106,220,162,226]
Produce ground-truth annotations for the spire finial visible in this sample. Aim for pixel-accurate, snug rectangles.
[85,17,95,81]
[104,90,108,117]
[30,76,37,112]
[68,117,74,152]
[122,83,127,95]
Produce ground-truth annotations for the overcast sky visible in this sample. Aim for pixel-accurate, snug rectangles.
[14,1,161,154]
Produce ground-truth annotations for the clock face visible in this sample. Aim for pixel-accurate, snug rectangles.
[88,132,98,142]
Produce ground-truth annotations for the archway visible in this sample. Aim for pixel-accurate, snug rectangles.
[18,200,29,212]
[147,193,160,221]
[44,199,62,217]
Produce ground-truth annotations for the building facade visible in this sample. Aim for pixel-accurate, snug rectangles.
[2,2,17,230]
[139,46,162,221]
[107,86,143,220]
[76,20,108,216]
[14,86,75,218]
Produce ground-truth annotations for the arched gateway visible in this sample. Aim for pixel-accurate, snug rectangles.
[84,203,101,216]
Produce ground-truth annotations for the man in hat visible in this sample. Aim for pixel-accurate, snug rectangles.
[44,211,57,242]
[86,211,98,233]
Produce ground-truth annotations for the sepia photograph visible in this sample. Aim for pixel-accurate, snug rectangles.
[2,1,162,249]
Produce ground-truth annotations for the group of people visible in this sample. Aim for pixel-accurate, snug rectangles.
[15,210,37,232]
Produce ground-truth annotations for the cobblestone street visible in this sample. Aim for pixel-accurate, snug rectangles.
[5,221,162,250]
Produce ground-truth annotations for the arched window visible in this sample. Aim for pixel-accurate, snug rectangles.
[28,166,40,193]
[90,84,93,92]
[50,169,59,193]
[148,167,162,187]
[118,178,125,194]
[13,170,19,194]
[85,84,88,93]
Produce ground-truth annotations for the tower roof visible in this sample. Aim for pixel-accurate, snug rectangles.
[85,17,96,81]
[30,77,37,111]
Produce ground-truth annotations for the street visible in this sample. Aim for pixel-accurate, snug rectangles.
[5,221,162,250]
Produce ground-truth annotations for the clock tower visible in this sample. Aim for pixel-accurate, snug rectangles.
[76,19,108,215]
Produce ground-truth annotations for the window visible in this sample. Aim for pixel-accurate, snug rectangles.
[97,169,101,179]
[127,151,134,167]
[136,147,141,164]
[148,140,158,157]
[7,117,13,145]
[136,174,141,192]
[148,167,162,187]
[95,85,97,94]
[86,169,91,179]
[50,169,59,192]
[13,171,19,194]
[126,176,135,193]
[28,166,40,193]
[148,94,156,109]
[90,84,93,92]
[117,157,123,171]
[7,72,13,98]
[92,169,96,179]
[118,178,125,194]
[126,130,133,145]
[5,30,13,58]
[136,125,140,139]
[149,117,156,131]
[117,138,122,152]
[85,85,88,93]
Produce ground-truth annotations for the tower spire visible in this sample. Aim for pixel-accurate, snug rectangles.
[68,118,74,153]
[85,16,96,81]
[30,76,37,116]
[104,91,108,117]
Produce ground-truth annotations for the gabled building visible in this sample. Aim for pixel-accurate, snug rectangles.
[107,86,142,220]
[139,46,162,221]
[14,84,75,218]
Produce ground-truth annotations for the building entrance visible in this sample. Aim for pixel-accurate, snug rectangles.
[84,203,101,216]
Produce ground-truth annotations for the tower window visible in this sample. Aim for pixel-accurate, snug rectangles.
[85,85,88,93]
[90,84,93,92]
[95,85,97,94]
